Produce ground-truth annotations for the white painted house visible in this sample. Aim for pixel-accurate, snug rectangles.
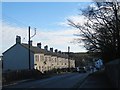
[3,36,75,73]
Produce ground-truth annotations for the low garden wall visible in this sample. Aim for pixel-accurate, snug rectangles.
[2,69,43,85]
[2,68,74,85]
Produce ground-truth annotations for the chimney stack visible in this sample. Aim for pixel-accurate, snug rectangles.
[37,43,41,49]
[58,51,61,54]
[50,48,53,52]
[44,45,48,51]
[55,49,58,53]
[16,35,21,44]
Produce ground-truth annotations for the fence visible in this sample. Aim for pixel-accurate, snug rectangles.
[2,69,43,84]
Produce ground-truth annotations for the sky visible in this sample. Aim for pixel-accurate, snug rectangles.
[1,2,93,55]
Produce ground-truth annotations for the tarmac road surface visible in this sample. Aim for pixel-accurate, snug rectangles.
[3,72,89,88]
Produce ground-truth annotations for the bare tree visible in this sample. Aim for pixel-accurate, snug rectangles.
[68,1,120,63]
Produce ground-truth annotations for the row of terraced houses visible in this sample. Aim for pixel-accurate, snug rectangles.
[2,36,75,73]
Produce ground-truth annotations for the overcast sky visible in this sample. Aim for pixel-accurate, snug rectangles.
[1,2,94,55]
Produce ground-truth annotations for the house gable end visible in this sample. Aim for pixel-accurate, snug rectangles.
[2,44,17,55]
[2,43,35,55]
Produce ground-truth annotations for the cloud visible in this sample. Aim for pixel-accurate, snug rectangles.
[55,14,95,52]
[68,15,87,25]
[34,15,88,52]
[89,3,98,10]
[2,22,87,54]
[2,22,27,51]
[58,14,87,27]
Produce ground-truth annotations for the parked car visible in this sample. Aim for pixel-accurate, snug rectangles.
[75,67,87,73]
[76,67,80,72]
[79,67,87,73]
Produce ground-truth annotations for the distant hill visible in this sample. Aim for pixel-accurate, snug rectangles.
[64,52,101,67]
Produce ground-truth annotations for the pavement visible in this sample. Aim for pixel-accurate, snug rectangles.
[78,70,115,89]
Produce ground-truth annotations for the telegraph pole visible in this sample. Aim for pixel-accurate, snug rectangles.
[28,26,31,70]
[28,26,36,70]
[68,46,70,72]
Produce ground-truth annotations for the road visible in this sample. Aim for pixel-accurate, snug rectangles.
[3,72,89,88]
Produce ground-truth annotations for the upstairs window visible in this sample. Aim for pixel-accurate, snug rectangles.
[55,58,57,62]
[40,55,44,61]
[35,55,39,62]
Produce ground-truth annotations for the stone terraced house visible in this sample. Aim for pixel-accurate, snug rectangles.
[3,36,75,73]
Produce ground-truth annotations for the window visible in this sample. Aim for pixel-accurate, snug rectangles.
[49,57,51,62]
[52,58,54,62]
[39,66,41,70]
[35,55,39,62]
[40,56,44,61]
[35,55,37,61]
[49,57,51,61]
[55,58,56,62]
[45,57,47,61]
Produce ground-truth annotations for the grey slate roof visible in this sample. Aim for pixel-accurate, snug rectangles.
[21,43,45,54]
[2,43,71,60]
[21,43,68,58]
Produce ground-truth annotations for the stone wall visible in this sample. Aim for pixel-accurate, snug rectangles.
[105,59,120,89]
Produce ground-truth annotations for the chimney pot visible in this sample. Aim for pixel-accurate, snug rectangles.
[37,43,41,49]
[58,51,61,53]
[55,49,58,53]
[50,48,53,52]
[44,45,48,51]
